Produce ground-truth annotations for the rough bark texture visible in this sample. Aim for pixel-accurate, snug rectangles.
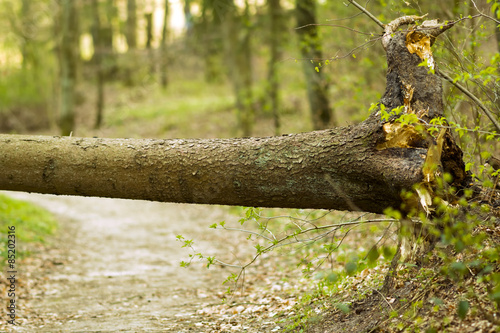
[0,126,423,213]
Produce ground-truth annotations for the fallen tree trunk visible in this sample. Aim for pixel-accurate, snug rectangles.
[0,16,467,215]
[0,126,424,213]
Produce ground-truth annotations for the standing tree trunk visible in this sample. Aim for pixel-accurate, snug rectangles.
[296,0,335,130]
[59,0,79,136]
[268,0,284,135]
[92,0,105,129]
[224,0,254,136]
[123,0,137,86]
[160,0,169,88]
[200,0,223,83]
[102,0,116,80]
[184,0,193,36]
[126,0,137,50]
[145,12,155,75]
[240,0,254,136]
[145,13,153,49]
[20,0,32,70]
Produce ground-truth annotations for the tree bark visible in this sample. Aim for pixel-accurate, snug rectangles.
[0,18,467,216]
[0,126,423,213]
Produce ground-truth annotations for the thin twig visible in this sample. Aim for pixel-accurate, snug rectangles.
[295,23,374,36]
[221,227,274,242]
[213,259,243,269]
[328,0,373,22]
[285,35,383,63]
[232,219,397,273]
[346,0,385,29]
[471,0,500,25]
[418,119,500,137]
[363,222,395,261]
[371,287,395,312]
[437,69,500,132]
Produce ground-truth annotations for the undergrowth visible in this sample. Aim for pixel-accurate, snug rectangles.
[0,194,58,267]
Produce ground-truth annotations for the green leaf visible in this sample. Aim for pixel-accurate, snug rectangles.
[345,261,357,276]
[457,300,469,319]
[383,207,402,220]
[450,261,467,274]
[206,256,215,268]
[367,246,380,263]
[383,246,395,259]
[326,272,338,283]
[335,303,350,313]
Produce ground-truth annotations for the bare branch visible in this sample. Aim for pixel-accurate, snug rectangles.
[471,0,500,25]
[418,119,500,137]
[295,23,374,36]
[346,0,385,29]
[213,259,243,269]
[219,226,274,242]
[437,69,500,133]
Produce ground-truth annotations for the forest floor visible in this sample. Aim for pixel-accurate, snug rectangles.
[0,192,327,332]
[3,191,498,332]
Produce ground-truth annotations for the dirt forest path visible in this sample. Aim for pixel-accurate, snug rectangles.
[5,192,252,332]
